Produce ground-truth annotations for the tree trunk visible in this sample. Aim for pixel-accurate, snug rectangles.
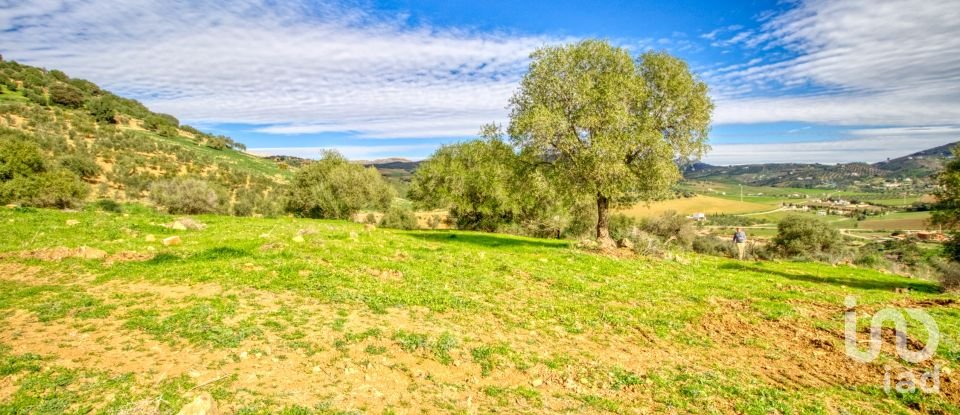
[596,194,614,246]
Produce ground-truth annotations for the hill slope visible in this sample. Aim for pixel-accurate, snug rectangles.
[685,141,957,190]
[0,206,957,412]
[0,58,289,214]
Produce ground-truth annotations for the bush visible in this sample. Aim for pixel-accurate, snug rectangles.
[641,211,696,249]
[91,198,123,213]
[772,215,841,258]
[608,214,641,242]
[285,151,394,219]
[57,155,101,179]
[0,169,88,208]
[87,96,116,124]
[48,83,84,108]
[937,260,960,291]
[0,131,46,180]
[692,235,735,257]
[945,233,960,263]
[148,178,224,214]
[380,204,418,230]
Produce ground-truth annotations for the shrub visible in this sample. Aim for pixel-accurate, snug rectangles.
[772,215,841,258]
[48,83,84,108]
[641,211,696,249]
[380,204,418,230]
[148,178,224,214]
[91,198,123,213]
[23,89,47,106]
[937,260,960,291]
[0,131,46,180]
[57,155,101,179]
[285,151,394,219]
[87,96,116,124]
[608,214,641,242]
[692,235,735,257]
[945,233,960,263]
[0,170,88,208]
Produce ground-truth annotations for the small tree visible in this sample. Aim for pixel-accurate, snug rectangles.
[932,144,960,262]
[48,83,84,108]
[87,96,117,124]
[410,125,522,231]
[508,40,712,244]
[0,130,47,180]
[285,150,394,219]
[773,215,841,258]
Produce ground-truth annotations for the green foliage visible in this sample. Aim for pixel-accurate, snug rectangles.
[0,129,46,180]
[772,215,841,258]
[148,178,225,214]
[48,83,84,108]
[508,40,712,239]
[57,154,101,179]
[285,150,394,219]
[411,124,570,234]
[86,95,116,123]
[1,169,89,208]
[379,202,418,230]
[410,126,521,231]
[642,211,697,248]
[91,198,123,213]
[932,144,960,262]
[0,131,88,208]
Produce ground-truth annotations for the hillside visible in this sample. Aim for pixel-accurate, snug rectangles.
[684,141,957,190]
[0,58,289,214]
[1,206,958,413]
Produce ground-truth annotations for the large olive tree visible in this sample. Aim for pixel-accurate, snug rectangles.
[508,40,712,243]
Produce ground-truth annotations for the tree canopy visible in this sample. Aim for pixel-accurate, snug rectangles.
[933,144,960,261]
[286,150,395,219]
[508,40,712,242]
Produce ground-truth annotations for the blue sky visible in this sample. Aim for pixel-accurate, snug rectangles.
[1,0,958,164]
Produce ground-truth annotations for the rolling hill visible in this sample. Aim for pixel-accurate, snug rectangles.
[684,141,957,190]
[0,58,289,214]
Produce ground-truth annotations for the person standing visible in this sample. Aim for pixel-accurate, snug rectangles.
[732,227,747,260]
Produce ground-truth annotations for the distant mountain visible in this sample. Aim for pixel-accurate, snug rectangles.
[685,141,957,190]
[361,158,420,181]
[874,141,958,176]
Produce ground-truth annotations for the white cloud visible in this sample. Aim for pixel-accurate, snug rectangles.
[703,135,958,165]
[708,0,960,127]
[0,0,559,139]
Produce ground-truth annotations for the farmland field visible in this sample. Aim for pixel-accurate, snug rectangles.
[858,211,935,231]
[0,206,958,413]
[620,195,772,218]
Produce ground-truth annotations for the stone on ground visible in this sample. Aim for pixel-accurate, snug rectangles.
[176,392,217,415]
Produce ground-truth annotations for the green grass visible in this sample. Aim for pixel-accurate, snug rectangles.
[0,206,958,413]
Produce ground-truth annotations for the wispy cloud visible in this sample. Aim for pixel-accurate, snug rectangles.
[705,0,960,127]
[0,0,561,139]
[704,134,958,165]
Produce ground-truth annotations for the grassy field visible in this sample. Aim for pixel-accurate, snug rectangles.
[620,195,772,218]
[857,211,935,231]
[1,206,959,414]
